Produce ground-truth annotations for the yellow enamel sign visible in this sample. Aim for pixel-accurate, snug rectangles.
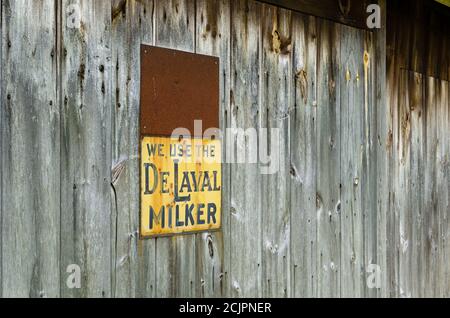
[140,136,221,237]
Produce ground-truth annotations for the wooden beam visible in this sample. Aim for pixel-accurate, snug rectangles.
[435,0,450,8]
[257,0,371,29]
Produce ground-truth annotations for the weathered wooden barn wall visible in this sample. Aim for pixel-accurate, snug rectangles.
[0,0,448,298]
[386,0,450,297]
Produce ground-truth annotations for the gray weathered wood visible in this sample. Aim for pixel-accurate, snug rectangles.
[363,29,378,299]
[339,24,365,297]
[261,4,292,298]
[424,77,440,297]
[315,18,341,297]
[60,0,112,297]
[397,70,420,298]
[437,79,449,297]
[1,0,448,299]
[408,70,423,298]
[195,0,230,297]
[0,0,3,298]
[1,0,60,298]
[374,0,388,298]
[110,0,156,298]
[290,12,317,298]
[135,0,158,299]
[229,0,263,298]
[444,80,450,297]
[153,0,197,298]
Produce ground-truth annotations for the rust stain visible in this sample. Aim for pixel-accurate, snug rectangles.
[112,0,127,22]
[270,11,291,55]
[140,45,219,137]
[272,29,282,53]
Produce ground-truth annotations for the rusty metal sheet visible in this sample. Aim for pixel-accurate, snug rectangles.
[140,45,219,137]
[139,45,221,238]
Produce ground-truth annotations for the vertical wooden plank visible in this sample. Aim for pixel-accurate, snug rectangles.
[385,55,397,293]
[396,70,413,298]
[414,67,423,295]
[1,0,60,297]
[375,0,389,298]
[397,70,422,298]
[422,77,439,297]
[339,25,365,297]
[60,0,112,297]
[229,0,262,297]
[444,80,450,298]
[154,0,196,298]
[195,0,230,297]
[407,71,424,298]
[436,78,448,297]
[260,4,292,298]
[0,0,3,297]
[363,29,379,299]
[315,18,340,297]
[389,59,400,298]
[111,0,155,298]
[386,0,404,298]
[290,12,317,298]
[135,0,157,299]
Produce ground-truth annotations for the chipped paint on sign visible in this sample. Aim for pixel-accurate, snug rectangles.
[140,136,222,237]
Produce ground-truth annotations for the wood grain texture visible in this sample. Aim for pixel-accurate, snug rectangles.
[397,70,419,298]
[136,1,158,298]
[195,0,230,297]
[1,0,60,298]
[363,29,378,299]
[111,0,156,298]
[0,0,3,298]
[60,0,112,297]
[290,12,317,298]
[258,0,370,30]
[153,0,197,298]
[444,80,450,297]
[315,18,341,297]
[229,0,263,298]
[423,77,439,297]
[391,70,450,298]
[435,78,448,297]
[2,0,449,298]
[374,0,388,298]
[260,4,292,298]
[339,24,365,297]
